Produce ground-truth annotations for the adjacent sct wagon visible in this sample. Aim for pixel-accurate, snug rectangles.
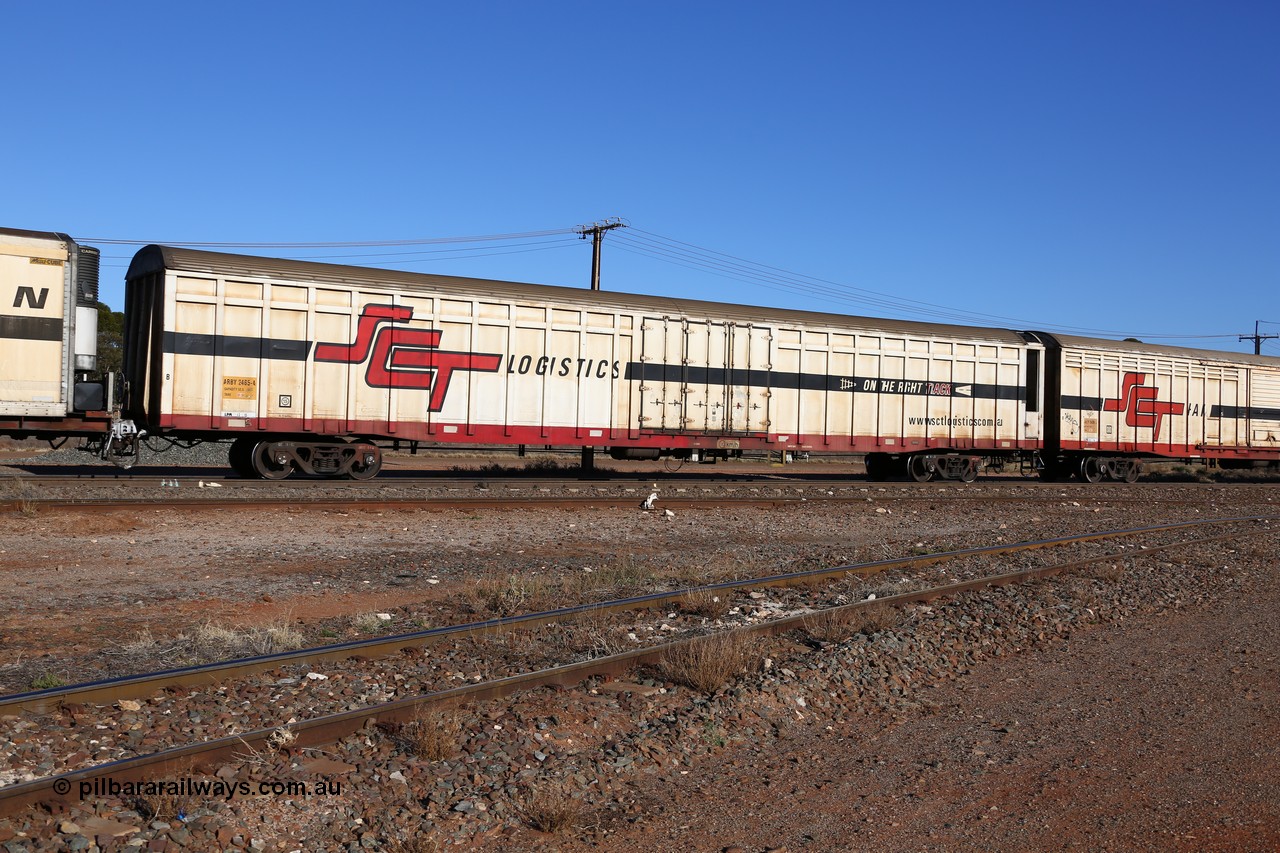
[122,247,1043,479]
[1036,334,1280,481]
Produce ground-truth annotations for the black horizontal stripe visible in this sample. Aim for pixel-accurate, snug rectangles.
[1211,405,1280,421]
[1062,397,1280,421]
[163,332,312,361]
[1060,395,1104,411]
[0,314,62,342]
[625,363,1021,400]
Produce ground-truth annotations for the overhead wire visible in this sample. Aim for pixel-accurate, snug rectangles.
[622,228,1023,325]
[83,223,1250,345]
[95,235,581,269]
[618,228,1239,341]
[78,228,576,248]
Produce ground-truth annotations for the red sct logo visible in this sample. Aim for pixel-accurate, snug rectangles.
[315,305,501,411]
[1102,372,1184,435]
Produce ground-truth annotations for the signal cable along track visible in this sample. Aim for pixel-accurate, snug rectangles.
[0,515,1271,818]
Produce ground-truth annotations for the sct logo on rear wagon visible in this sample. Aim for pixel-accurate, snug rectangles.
[1102,372,1185,435]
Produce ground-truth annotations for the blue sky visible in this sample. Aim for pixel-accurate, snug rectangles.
[4,2,1277,353]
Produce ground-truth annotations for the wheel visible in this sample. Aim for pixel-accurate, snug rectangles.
[348,460,381,480]
[1077,456,1104,483]
[959,458,979,483]
[1123,462,1141,483]
[907,454,935,482]
[252,441,294,480]
[347,445,383,480]
[864,454,888,480]
[228,437,257,478]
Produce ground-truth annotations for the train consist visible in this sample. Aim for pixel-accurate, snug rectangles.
[2,226,1277,481]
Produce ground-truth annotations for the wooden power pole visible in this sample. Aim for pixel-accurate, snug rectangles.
[575,218,627,291]
[1239,321,1278,355]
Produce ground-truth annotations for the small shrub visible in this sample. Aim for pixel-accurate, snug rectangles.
[29,673,65,690]
[119,628,161,656]
[187,621,304,660]
[655,631,755,694]
[351,612,388,634]
[547,609,629,661]
[467,572,553,616]
[383,833,441,853]
[664,551,772,591]
[399,708,462,761]
[677,587,725,618]
[1088,562,1125,582]
[245,623,305,655]
[518,781,584,834]
[803,602,899,643]
[134,785,196,822]
[567,555,656,598]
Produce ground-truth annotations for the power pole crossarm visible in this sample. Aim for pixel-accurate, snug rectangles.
[1239,321,1279,355]
[575,218,627,291]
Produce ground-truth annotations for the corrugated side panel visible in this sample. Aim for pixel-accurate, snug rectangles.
[1059,346,1258,451]
[1250,366,1280,446]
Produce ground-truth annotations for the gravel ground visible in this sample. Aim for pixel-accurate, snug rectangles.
[0,450,1276,852]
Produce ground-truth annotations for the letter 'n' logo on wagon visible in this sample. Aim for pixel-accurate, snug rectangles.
[13,287,49,309]
[1102,372,1184,435]
[315,304,502,412]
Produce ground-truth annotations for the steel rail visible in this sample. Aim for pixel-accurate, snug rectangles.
[0,488,1219,512]
[4,471,1258,494]
[0,521,1263,817]
[2,516,1268,718]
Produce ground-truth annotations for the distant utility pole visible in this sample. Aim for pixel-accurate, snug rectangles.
[575,218,627,291]
[1239,321,1279,355]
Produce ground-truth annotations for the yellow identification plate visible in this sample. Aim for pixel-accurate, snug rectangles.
[222,376,257,400]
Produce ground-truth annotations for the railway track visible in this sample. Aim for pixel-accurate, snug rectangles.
[1,475,1250,513]
[0,515,1269,819]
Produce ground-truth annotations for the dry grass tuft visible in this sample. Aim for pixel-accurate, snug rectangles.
[655,631,755,693]
[566,555,656,598]
[1087,562,1126,582]
[466,572,555,616]
[669,551,770,586]
[351,612,390,634]
[133,786,197,822]
[383,833,442,853]
[860,578,913,600]
[803,601,900,643]
[28,672,66,690]
[233,727,295,772]
[189,621,305,658]
[677,587,725,618]
[538,609,630,661]
[5,472,37,516]
[518,781,584,834]
[120,627,161,656]
[399,707,462,761]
